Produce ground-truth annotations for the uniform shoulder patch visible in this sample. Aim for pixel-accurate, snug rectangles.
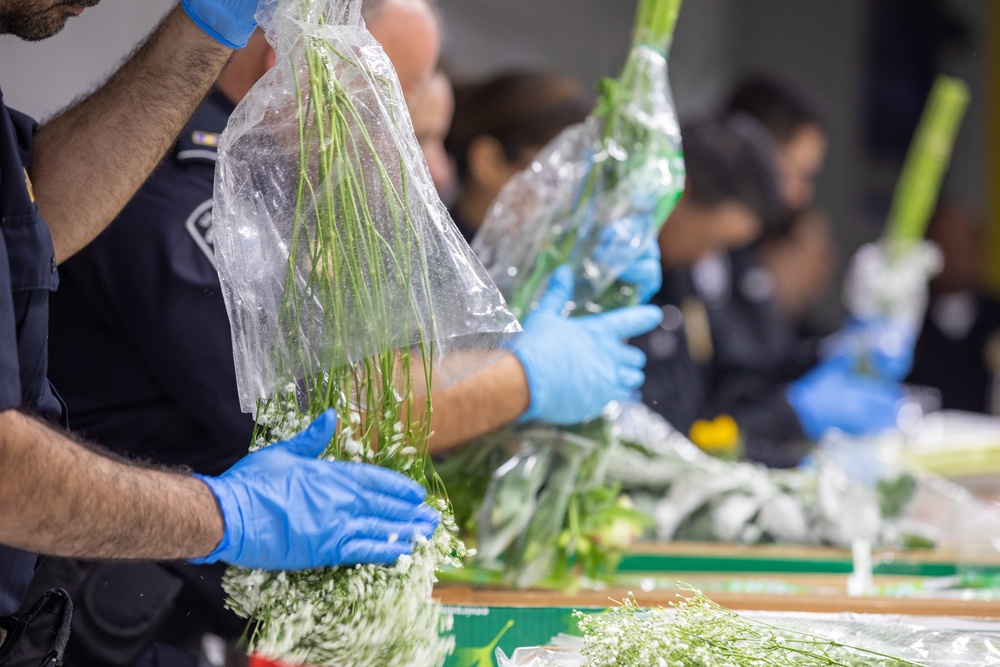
[185,198,216,268]
[174,95,230,165]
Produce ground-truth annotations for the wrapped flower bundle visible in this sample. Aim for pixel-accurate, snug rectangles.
[441,0,685,590]
[473,0,686,317]
[210,0,518,664]
[842,76,969,375]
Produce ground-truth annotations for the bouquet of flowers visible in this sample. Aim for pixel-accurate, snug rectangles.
[842,76,968,376]
[473,0,685,317]
[442,0,686,590]
[211,0,518,664]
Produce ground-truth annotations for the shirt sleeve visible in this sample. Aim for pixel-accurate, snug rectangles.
[0,237,23,411]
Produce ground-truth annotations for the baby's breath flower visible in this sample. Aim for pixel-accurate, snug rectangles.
[575,589,926,667]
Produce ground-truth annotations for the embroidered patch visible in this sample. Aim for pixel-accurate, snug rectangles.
[192,130,220,148]
[184,198,216,267]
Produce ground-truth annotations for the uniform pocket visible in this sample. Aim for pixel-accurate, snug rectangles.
[0,210,58,293]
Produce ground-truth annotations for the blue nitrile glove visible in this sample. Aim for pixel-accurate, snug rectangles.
[592,217,662,304]
[181,0,258,49]
[515,266,663,425]
[822,317,917,381]
[618,239,662,304]
[192,410,440,570]
[786,358,904,442]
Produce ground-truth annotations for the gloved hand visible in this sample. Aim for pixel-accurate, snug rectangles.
[820,317,918,381]
[843,240,942,332]
[192,410,440,570]
[786,357,904,441]
[515,266,663,425]
[591,216,662,303]
[181,0,259,49]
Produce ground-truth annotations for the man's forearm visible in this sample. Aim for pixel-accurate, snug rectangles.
[32,5,233,263]
[424,355,530,455]
[0,410,222,559]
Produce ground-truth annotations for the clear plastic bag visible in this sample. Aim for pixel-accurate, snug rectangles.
[472,426,605,588]
[606,403,918,547]
[472,43,684,317]
[213,0,519,414]
[211,1,517,665]
[842,240,943,335]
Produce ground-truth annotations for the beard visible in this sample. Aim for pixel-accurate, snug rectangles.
[0,0,99,41]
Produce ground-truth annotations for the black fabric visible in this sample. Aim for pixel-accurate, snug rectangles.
[703,246,814,468]
[48,90,251,477]
[0,589,73,667]
[908,293,1000,413]
[633,247,813,469]
[0,87,63,617]
[632,268,712,436]
[45,90,246,666]
[22,562,182,667]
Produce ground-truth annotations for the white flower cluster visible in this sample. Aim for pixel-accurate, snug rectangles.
[228,394,467,667]
[224,525,463,667]
[577,593,921,667]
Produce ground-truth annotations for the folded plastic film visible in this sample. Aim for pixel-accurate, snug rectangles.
[212,0,520,414]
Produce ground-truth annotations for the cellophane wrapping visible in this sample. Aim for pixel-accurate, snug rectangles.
[497,611,1000,666]
[443,2,685,591]
[472,44,684,317]
[214,0,518,417]
[210,0,518,664]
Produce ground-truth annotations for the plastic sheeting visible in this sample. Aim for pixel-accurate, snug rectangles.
[212,0,519,414]
[497,611,1000,666]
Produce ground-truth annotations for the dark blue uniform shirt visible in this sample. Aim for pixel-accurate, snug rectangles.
[703,246,814,468]
[0,87,63,616]
[633,247,812,468]
[46,91,249,648]
[48,90,253,476]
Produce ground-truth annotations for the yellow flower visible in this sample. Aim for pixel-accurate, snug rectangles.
[689,415,740,455]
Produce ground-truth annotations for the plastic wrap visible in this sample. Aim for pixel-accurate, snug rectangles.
[470,425,607,588]
[443,1,685,591]
[843,240,942,334]
[607,403,944,548]
[496,647,582,667]
[472,44,684,317]
[213,0,519,414]
[212,1,514,664]
[497,611,1000,666]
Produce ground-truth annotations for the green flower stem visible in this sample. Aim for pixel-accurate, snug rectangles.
[885,75,969,252]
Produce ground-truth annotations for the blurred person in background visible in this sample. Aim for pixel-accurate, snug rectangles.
[631,114,803,465]
[635,110,904,468]
[907,204,1000,413]
[756,207,838,329]
[684,74,909,466]
[445,69,592,241]
[42,5,661,665]
[725,73,829,214]
[410,70,458,204]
